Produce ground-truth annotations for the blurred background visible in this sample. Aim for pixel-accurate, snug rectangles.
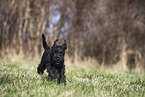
[0,0,145,70]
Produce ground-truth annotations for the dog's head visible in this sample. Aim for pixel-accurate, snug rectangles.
[51,39,67,67]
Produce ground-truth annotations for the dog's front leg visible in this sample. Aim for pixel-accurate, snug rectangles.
[58,67,66,84]
[49,69,57,79]
[46,64,57,79]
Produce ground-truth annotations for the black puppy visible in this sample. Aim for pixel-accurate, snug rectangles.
[37,34,67,84]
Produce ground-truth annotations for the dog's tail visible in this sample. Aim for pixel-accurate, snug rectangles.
[42,34,50,50]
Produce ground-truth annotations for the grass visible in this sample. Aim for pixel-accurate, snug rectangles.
[0,59,145,97]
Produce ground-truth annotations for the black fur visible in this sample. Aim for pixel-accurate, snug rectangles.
[37,34,67,84]
[42,34,50,50]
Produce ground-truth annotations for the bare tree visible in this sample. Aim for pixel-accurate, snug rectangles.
[0,0,145,69]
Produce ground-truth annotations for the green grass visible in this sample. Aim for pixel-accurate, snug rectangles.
[0,59,145,97]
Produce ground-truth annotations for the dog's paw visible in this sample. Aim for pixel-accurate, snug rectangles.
[37,68,44,75]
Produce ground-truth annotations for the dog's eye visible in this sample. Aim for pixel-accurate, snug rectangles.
[54,50,58,53]
[60,52,64,55]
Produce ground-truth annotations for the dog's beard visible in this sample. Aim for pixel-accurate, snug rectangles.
[52,57,64,66]
[55,59,63,65]
[56,61,60,65]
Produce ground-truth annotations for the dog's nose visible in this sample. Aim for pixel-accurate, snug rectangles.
[57,57,60,60]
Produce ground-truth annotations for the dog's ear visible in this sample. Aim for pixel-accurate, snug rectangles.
[52,39,59,49]
[62,40,67,50]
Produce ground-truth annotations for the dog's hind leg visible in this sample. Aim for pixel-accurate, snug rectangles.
[37,63,46,74]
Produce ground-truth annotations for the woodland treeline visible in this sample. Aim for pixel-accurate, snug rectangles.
[0,0,145,69]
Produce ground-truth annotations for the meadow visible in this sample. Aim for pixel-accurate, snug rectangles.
[0,59,144,97]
